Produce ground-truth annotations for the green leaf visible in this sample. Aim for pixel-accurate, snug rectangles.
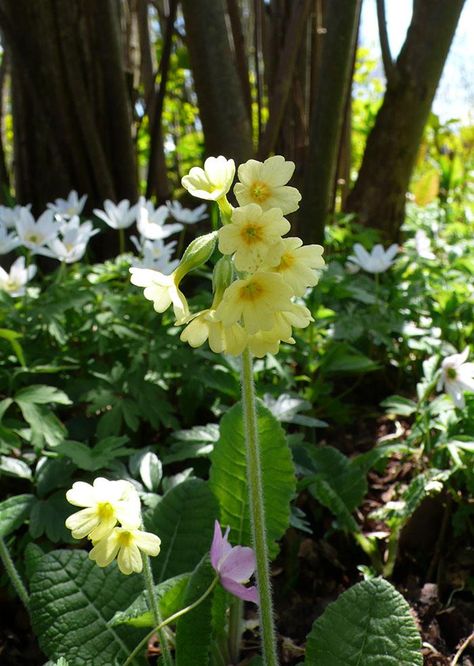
[110,574,190,628]
[0,494,34,537]
[55,436,133,471]
[175,557,215,666]
[305,578,422,665]
[145,478,218,582]
[16,402,66,448]
[381,395,417,417]
[15,384,72,405]
[29,491,73,543]
[0,455,32,480]
[29,549,145,665]
[209,400,295,558]
[130,450,163,492]
[0,328,26,366]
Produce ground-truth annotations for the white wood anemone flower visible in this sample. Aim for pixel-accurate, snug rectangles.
[136,197,183,239]
[15,208,59,253]
[47,190,87,219]
[347,243,399,274]
[234,156,301,214]
[65,477,141,542]
[93,199,137,230]
[0,224,21,255]
[181,156,235,201]
[0,256,37,297]
[167,200,208,225]
[437,348,474,409]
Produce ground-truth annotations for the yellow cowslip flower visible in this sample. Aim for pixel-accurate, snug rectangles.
[89,526,161,575]
[246,302,312,357]
[234,156,301,214]
[265,237,325,296]
[65,478,141,542]
[218,204,290,273]
[247,328,294,358]
[180,308,247,356]
[181,156,235,202]
[215,271,294,335]
[130,267,189,324]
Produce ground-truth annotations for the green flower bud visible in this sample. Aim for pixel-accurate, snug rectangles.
[212,255,234,305]
[175,232,217,282]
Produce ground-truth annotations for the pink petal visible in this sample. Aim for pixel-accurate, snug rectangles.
[219,545,256,582]
[210,521,232,570]
[221,576,259,604]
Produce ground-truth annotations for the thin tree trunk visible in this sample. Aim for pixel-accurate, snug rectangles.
[299,0,361,244]
[258,0,312,159]
[181,0,253,164]
[0,53,10,202]
[146,0,177,199]
[346,0,466,241]
[0,0,137,212]
[226,0,252,121]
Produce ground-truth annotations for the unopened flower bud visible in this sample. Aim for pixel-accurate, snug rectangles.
[212,256,234,305]
[175,232,217,281]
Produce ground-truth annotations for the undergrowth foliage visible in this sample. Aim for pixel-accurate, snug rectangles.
[0,157,473,665]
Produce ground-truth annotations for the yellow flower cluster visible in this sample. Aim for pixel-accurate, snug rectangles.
[131,155,324,357]
[65,477,161,575]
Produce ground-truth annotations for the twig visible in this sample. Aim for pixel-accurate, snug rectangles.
[451,630,474,666]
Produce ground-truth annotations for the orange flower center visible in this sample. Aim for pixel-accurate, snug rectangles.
[240,223,263,245]
[239,280,264,301]
[117,530,134,547]
[250,180,271,203]
[277,252,295,271]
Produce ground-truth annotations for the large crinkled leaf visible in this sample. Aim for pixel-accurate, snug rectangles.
[110,574,190,628]
[175,557,215,666]
[209,400,295,558]
[0,494,34,537]
[305,578,423,665]
[29,549,145,665]
[145,478,218,582]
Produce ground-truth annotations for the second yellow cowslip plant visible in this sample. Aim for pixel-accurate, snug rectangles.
[65,477,161,575]
[130,155,325,358]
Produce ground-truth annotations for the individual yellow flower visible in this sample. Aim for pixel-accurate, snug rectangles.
[215,271,294,335]
[181,156,235,201]
[264,237,324,296]
[218,204,290,273]
[234,156,301,214]
[65,478,141,541]
[247,329,295,358]
[180,308,247,356]
[130,267,189,324]
[89,526,161,575]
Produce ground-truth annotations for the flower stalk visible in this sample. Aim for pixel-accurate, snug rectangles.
[142,553,173,666]
[0,537,29,608]
[240,348,279,666]
[123,576,219,666]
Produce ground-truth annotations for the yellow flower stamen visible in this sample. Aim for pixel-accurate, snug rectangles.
[250,181,271,203]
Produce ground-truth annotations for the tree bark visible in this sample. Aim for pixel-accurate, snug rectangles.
[0,0,137,212]
[180,0,253,164]
[346,0,466,241]
[0,53,10,202]
[299,0,361,244]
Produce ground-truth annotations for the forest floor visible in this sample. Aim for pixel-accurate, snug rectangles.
[1,419,474,665]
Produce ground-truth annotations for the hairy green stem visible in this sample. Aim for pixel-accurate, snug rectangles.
[228,597,243,664]
[0,537,29,608]
[142,554,172,666]
[123,576,219,666]
[240,348,279,666]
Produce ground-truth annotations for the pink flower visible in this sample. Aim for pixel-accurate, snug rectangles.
[210,521,259,604]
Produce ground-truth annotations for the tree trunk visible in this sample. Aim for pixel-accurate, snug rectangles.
[299,0,361,245]
[0,0,137,213]
[180,0,253,164]
[0,53,10,202]
[346,0,466,241]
